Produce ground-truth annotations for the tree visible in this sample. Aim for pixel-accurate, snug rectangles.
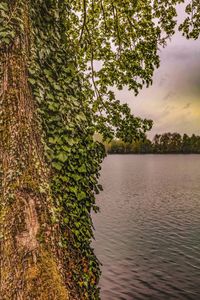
[170,133,182,153]
[0,1,199,299]
[182,133,191,153]
[159,133,171,153]
[153,134,161,153]
[158,132,182,153]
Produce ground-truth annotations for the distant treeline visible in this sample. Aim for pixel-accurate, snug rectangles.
[106,133,200,154]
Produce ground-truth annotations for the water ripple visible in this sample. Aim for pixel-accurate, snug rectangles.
[93,155,200,299]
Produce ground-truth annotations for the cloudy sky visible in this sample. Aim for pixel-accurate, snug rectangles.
[115,4,200,139]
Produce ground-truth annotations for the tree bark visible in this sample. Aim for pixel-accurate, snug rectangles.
[0,2,69,299]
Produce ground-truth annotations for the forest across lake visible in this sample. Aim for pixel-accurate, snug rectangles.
[105,133,200,154]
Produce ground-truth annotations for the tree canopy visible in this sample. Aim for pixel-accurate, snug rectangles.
[106,133,200,154]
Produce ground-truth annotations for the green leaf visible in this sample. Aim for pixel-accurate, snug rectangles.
[57,152,68,163]
[97,184,103,191]
[53,83,61,91]
[77,191,86,201]
[63,137,76,146]
[48,102,59,111]
[52,161,62,171]
[49,137,56,144]
[28,78,36,85]
[62,145,70,152]
[46,92,54,100]
[0,31,9,38]
[2,37,10,45]
[0,3,9,11]
[78,165,87,173]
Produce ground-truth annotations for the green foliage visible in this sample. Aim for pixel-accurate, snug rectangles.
[0,2,24,48]
[108,134,200,154]
[153,133,200,154]
[29,2,106,298]
[1,0,199,298]
[179,0,200,39]
[108,137,153,154]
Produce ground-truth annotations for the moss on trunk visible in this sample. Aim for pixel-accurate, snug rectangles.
[0,1,70,299]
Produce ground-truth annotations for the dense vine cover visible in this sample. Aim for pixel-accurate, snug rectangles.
[0,0,199,298]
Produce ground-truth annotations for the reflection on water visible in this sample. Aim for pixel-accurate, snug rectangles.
[92,155,200,300]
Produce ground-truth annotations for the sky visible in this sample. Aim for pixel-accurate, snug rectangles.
[115,3,200,139]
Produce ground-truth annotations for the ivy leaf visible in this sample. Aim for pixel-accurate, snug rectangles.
[57,152,68,163]
[52,161,62,171]
[28,78,36,85]
[77,191,86,201]
[53,83,61,91]
[97,184,103,191]
[78,165,87,173]
[2,37,10,44]
[46,92,54,100]
[64,137,76,146]
[0,3,9,11]
[62,145,70,152]
[48,102,59,111]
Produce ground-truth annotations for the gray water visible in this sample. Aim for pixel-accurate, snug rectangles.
[92,155,200,300]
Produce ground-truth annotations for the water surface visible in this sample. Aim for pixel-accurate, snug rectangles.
[92,155,200,300]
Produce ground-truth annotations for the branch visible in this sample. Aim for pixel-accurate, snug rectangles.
[79,0,87,46]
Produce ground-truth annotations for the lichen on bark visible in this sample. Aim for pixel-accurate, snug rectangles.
[0,1,70,299]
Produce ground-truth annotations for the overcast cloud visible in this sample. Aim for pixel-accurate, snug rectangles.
[115,3,200,138]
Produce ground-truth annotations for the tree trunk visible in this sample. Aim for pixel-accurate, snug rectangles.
[0,2,69,299]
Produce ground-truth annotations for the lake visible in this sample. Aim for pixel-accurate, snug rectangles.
[92,155,200,300]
